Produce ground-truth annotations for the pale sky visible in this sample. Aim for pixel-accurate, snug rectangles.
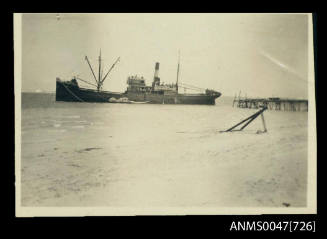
[20,13,309,98]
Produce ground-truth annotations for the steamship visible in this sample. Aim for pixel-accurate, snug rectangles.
[56,51,221,105]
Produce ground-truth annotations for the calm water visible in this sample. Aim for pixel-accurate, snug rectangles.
[21,93,238,143]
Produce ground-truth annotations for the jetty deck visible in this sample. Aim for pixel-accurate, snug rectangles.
[233,97,308,112]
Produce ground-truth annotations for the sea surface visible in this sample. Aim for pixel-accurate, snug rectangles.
[20,93,308,207]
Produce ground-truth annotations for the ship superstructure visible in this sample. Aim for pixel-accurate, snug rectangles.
[125,61,221,104]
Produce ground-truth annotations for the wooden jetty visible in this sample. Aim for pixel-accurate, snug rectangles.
[233,96,308,112]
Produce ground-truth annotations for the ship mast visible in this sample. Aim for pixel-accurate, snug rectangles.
[98,49,102,91]
[176,50,180,93]
[83,51,120,91]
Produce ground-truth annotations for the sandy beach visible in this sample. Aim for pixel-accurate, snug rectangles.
[20,95,308,208]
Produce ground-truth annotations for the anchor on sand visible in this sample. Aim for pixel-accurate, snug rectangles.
[220,106,268,133]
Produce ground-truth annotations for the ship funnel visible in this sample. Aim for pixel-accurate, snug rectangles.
[153,62,160,86]
[154,62,160,78]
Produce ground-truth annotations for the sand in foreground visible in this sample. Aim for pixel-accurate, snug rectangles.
[21,105,308,207]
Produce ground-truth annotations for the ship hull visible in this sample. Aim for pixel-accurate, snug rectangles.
[56,79,122,103]
[126,92,220,105]
[56,79,221,105]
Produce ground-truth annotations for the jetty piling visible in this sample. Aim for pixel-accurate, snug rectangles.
[233,96,308,112]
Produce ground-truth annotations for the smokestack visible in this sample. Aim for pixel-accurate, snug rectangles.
[152,62,160,87]
[154,62,160,78]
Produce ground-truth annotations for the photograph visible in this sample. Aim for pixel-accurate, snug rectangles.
[14,13,316,216]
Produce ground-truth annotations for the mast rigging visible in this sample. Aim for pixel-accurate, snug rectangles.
[75,76,98,88]
[176,50,180,93]
[84,51,120,92]
[101,57,121,84]
[98,49,102,91]
[85,56,98,85]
